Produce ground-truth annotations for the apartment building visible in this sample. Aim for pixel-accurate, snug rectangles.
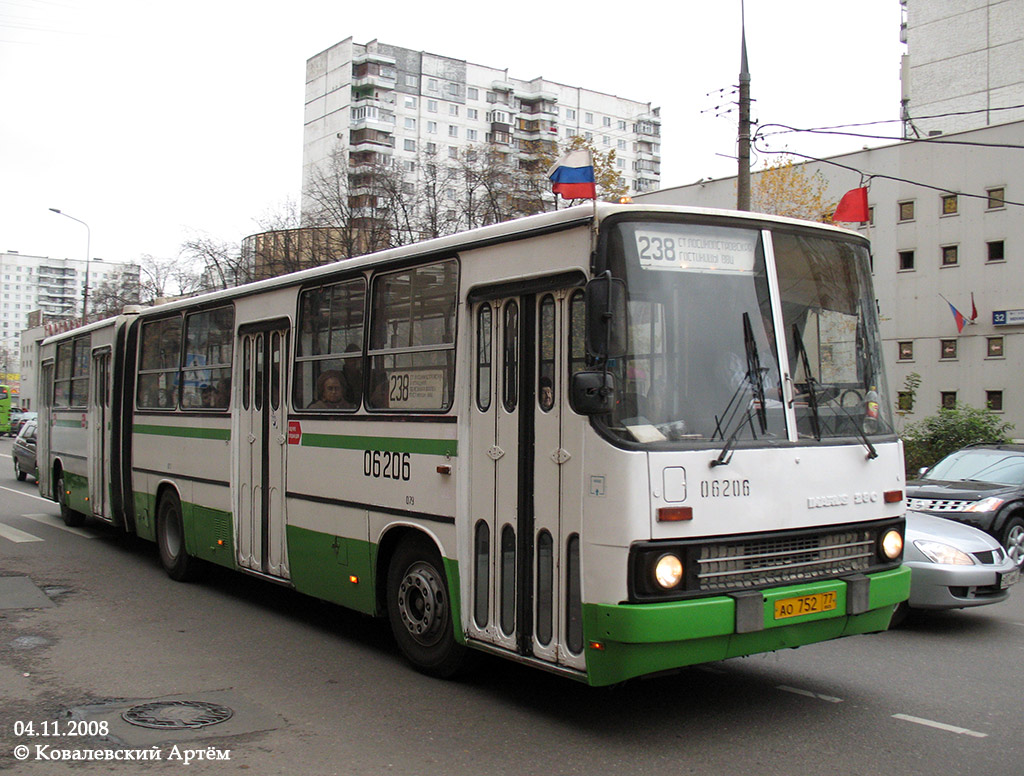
[302,36,662,213]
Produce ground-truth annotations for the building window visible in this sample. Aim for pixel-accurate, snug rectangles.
[898,250,915,271]
[467,87,478,100]
[898,200,915,222]
[427,100,438,113]
[940,339,957,360]
[449,104,459,117]
[941,194,958,215]
[987,240,1005,262]
[898,341,914,361]
[404,139,416,152]
[448,125,458,138]
[404,118,416,130]
[987,337,1004,358]
[897,391,914,412]
[467,108,478,120]
[940,391,957,409]
[427,121,437,133]
[566,108,576,120]
[466,129,477,141]
[603,116,611,127]
[584,112,593,124]
[941,245,958,267]
[987,187,1005,209]
[986,391,1004,411]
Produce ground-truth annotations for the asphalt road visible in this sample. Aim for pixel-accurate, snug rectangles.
[1,436,1021,775]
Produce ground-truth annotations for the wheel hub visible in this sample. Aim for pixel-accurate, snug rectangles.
[397,562,447,646]
[1006,524,1024,565]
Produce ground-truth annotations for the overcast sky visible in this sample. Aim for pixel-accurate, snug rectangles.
[0,0,905,265]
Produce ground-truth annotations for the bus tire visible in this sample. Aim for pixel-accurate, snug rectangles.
[56,469,86,527]
[386,536,465,678]
[156,491,198,582]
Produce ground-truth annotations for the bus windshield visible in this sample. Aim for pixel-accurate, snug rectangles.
[595,219,892,448]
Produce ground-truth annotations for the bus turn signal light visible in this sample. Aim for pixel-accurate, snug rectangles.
[658,507,693,522]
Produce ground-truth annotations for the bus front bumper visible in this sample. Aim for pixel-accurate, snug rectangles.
[581,566,910,686]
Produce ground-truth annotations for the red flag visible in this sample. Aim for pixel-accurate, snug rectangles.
[833,187,869,222]
[970,292,978,322]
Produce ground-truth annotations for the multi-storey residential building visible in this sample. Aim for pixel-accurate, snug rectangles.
[637,119,1024,436]
[1,251,140,397]
[302,37,662,217]
[901,0,1024,137]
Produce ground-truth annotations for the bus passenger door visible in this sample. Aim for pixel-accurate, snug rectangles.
[468,288,582,669]
[236,323,291,580]
[89,348,111,519]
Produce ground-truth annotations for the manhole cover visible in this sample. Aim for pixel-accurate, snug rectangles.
[122,700,234,730]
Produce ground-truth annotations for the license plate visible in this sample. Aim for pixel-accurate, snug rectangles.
[1000,567,1020,590]
[774,591,838,620]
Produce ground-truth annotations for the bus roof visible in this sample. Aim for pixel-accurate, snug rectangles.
[41,202,866,344]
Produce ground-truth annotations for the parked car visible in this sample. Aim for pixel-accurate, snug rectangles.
[12,410,36,436]
[906,444,1024,566]
[11,420,37,482]
[7,407,23,436]
[895,511,1020,624]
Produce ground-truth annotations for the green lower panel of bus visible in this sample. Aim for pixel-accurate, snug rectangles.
[581,566,910,687]
[61,471,90,515]
[286,526,377,615]
[132,491,236,568]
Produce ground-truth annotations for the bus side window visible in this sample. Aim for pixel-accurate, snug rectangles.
[294,279,366,412]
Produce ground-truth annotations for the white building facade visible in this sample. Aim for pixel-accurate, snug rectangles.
[302,37,662,205]
[637,120,1024,436]
[901,0,1024,136]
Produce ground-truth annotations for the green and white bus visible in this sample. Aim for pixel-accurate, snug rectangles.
[37,203,909,685]
[0,384,12,435]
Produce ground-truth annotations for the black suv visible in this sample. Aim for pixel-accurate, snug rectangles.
[906,444,1024,566]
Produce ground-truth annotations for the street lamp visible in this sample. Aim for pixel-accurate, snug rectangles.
[48,208,91,324]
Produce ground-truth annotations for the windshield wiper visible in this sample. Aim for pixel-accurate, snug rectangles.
[711,313,769,467]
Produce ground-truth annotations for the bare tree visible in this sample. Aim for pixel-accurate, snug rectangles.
[179,235,248,292]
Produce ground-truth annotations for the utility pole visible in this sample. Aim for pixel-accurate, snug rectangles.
[737,1,751,211]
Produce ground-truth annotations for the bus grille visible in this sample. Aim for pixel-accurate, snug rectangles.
[695,529,875,592]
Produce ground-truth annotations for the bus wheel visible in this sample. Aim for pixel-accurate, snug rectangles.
[156,492,197,582]
[386,536,465,678]
[56,470,85,527]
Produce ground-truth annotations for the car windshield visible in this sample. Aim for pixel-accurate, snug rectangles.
[924,449,1024,486]
[593,218,892,448]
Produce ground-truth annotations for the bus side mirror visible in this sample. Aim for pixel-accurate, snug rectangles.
[570,371,616,415]
[585,276,628,359]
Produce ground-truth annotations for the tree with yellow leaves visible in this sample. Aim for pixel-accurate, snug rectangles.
[751,156,835,223]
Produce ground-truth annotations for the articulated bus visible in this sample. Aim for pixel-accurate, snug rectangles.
[37,203,909,685]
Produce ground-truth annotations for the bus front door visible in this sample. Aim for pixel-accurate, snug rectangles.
[468,289,585,671]
[236,324,290,580]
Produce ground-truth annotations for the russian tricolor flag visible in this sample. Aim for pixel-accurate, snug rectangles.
[547,149,597,200]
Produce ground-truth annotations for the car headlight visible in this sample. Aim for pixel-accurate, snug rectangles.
[654,553,684,589]
[964,497,1005,513]
[914,540,975,565]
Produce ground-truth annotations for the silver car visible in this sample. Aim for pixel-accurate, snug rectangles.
[901,511,1019,616]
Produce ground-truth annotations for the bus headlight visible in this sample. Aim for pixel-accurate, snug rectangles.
[654,553,684,589]
[879,529,903,560]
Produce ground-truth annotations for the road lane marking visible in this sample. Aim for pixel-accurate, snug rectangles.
[0,484,54,505]
[776,685,844,703]
[18,513,97,538]
[892,714,987,738]
[0,522,44,543]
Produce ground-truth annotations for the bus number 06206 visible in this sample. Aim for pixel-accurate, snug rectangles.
[363,450,411,481]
